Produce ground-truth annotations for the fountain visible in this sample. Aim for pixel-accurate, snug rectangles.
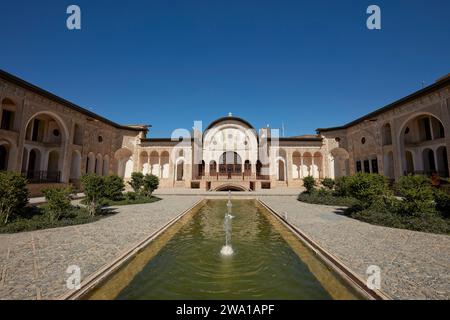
[220,191,234,256]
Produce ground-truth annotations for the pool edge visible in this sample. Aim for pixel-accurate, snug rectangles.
[257,198,392,301]
[58,199,205,300]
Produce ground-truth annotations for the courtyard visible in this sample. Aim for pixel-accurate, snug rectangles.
[0,193,448,300]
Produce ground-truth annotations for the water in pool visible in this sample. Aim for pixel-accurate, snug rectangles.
[86,200,361,300]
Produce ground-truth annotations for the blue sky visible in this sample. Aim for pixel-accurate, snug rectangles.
[1,0,449,137]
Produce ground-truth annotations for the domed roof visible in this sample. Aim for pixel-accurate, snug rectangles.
[205,115,255,131]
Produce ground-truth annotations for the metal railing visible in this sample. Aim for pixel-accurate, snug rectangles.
[22,171,61,183]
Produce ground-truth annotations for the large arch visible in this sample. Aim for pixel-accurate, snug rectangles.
[219,151,242,175]
[330,148,349,178]
[214,184,248,191]
[114,148,133,178]
[398,112,445,176]
[139,151,149,174]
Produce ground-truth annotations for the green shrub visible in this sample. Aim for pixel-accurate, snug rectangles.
[129,172,144,193]
[395,175,436,215]
[104,175,125,201]
[124,191,137,201]
[303,176,316,194]
[321,178,335,190]
[81,174,105,216]
[42,187,73,222]
[335,176,352,197]
[345,173,390,207]
[433,190,450,218]
[298,190,360,207]
[0,172,29,225]
[142,174,159,197]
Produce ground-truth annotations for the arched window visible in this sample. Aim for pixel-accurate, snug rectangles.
[436,147,449,177]
[0,145,8,171]
[176,160,184,181]
[1,98,16,131]
[382,123,392,146]
[422,149,436,174]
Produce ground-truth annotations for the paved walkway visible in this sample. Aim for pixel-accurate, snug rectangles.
[0,196,201,300]
[261,196,450,300]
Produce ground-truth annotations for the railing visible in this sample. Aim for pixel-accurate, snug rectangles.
[404,170,449,178]
[22,171,61,183]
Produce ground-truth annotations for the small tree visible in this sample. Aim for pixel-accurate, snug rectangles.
[81,174,105,216]
[42,187,72,222]
[0,172,29,225]
[128,172,144,193]
[303,176,316,194]
[104,175,125,201]
[142,174,159,197]
[396,175,436,214]
[321,178,335,190]
[347,173,390,207]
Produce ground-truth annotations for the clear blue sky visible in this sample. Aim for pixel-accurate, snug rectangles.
[1,1,449,137]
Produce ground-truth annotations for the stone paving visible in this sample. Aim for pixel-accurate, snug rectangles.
[1,194,449,300]
[260,196,450,300]
[0,196,201,300]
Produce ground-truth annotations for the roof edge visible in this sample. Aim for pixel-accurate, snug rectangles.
[0,69,147,132]
[316,74,450,133]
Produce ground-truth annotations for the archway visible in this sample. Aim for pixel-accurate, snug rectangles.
[150,151,159,176]
[277,159,285,181]
[27,149,41,180]
[436,146,449,177]
[114,148,133,178]
[399,113,445,175]
[1,98,16,131]
[47,150,59,172]
[330,148,349,178]
[292,151,301,179]
[382,123,392,146]
[422,148,436,174]
[0,145,9,171]
[176,159,184,181]
[383,151,394,179]
[215,184,247,191]
[70,151,81,180]
[302,152,312,177]
[160,151,170,179]
[219,151,242,175]
[313,152,323,179]
[139,151,149,174]
[102,155,110,176]
[405,151,415,174]
[209,160,217,176]
[86,152,95,174]
[95,154,103,175]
